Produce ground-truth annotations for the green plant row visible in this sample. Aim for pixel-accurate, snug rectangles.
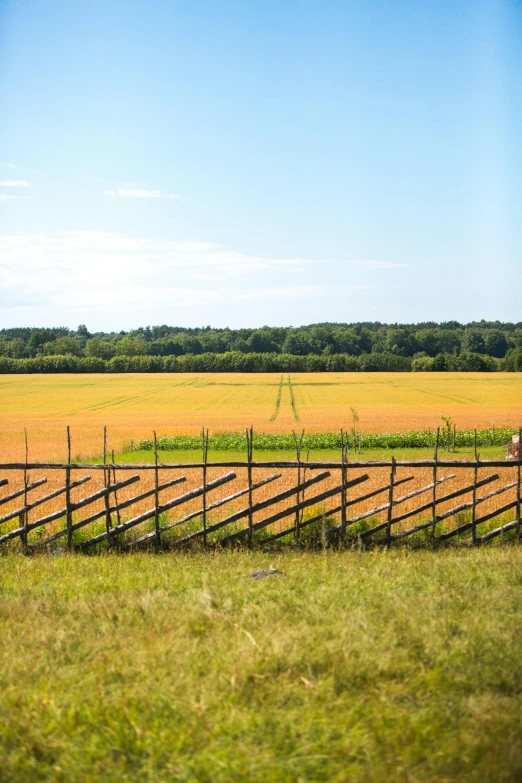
[131,426,519,452]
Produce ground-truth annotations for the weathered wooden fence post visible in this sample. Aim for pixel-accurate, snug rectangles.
[201,428,209,545]
[516,427,522,542]
[471,430,479,544]
[66,426,73,550]
[246,426,254,547]
[431,427,440,539]
[386,456,397,546]
[112,449,121,528]
[340,428,349,543]
[153,431,161,549]
[103,427,113,546]
[293,429,304,541]
[19,429,29,553]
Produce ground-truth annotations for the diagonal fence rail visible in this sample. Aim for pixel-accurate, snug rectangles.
[0,426,520,552]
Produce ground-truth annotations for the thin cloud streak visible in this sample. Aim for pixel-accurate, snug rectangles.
[103,187,179,199]
[349,260,410,269]
[0,180,31,188]
[0,162,36,173]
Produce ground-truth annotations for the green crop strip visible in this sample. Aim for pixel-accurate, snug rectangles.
[130,425,518,452]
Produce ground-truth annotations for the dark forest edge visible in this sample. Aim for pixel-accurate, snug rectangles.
[1,321,522,372]
[0,349,521,373]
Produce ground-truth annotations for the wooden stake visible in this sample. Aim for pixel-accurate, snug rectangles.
[431,427,439,538]
[321,502,327,549]
[340,429,349,542]
[112,450,121,528]
[300,449,310,533]
[103,427,113,545]
[20,429,29,552]
[201,428,209,545]
[386,457,396,546]
[471,430,479,544]
[154,431,160,549]
[293,429,304,541]
[516,427,522,542]
[66,426,72,550]
[246,427,254,547]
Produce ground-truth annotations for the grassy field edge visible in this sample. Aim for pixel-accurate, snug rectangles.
[1,549,521,782]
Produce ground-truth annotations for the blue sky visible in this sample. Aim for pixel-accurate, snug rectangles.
[0,0,521,331]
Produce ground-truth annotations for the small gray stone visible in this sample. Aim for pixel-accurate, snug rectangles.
[247,568,284,580]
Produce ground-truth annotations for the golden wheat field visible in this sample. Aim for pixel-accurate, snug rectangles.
[0,372,521,461]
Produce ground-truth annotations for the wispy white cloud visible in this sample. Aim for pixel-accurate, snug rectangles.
[0,194,19,201]
[0,162,36,173]
[0,231,371,316]
[103,187,179,200]
[0,179,31,188]
[299,258,409,271]
[349,259,410,269]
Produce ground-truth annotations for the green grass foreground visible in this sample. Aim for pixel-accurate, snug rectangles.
[1,550,521,782]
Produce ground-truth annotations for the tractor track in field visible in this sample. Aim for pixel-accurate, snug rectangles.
[288,375,300,422]
[269,376,300,423]
[269,375,284,422]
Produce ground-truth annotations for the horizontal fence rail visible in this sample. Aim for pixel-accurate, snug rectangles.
[0,425,520,553]
[0,459,520,470]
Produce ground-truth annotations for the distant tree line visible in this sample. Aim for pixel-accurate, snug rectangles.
[0,321,521,372]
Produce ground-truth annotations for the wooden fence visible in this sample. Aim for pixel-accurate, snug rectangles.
[0,428,520,552]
